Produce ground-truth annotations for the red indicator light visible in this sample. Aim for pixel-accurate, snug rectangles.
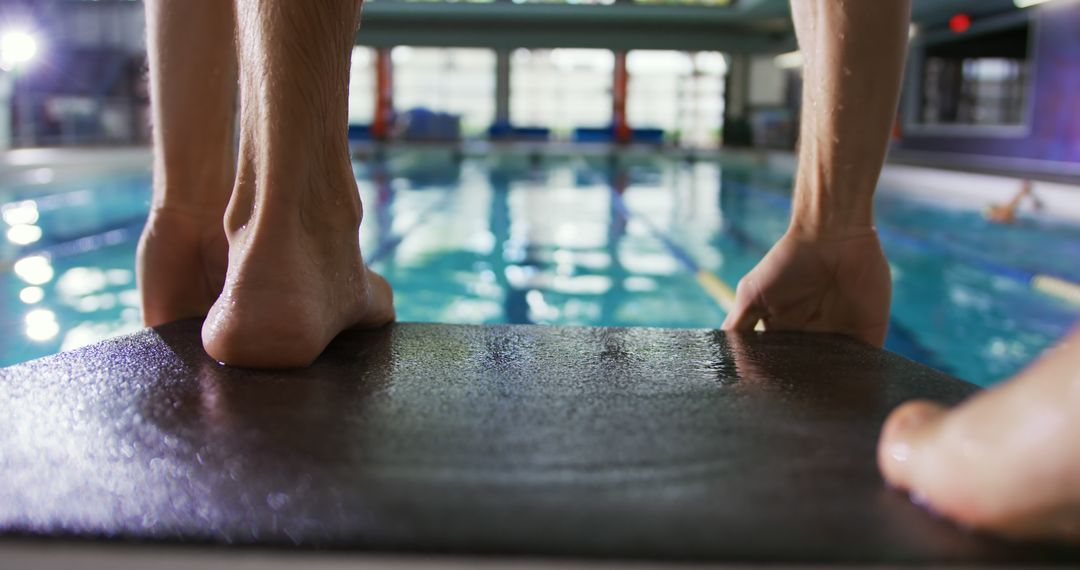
[950,13,971,33]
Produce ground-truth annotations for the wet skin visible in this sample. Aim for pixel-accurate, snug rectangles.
[139,0,393,368]
[878,328,1080,542]
[723,0,1080,543]
[138,0,1079,539]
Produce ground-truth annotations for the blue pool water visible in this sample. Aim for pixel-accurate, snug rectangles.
[1,150,1078,386]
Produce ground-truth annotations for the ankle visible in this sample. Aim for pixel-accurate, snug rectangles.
[151,157,233,215]
[147,202,227,230]
[224,167,362,238]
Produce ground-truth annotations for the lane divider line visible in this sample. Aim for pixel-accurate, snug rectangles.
[607,182,761,329]
[694,270,737,313]
[1032,275,1080,308]
[367,189,455,266]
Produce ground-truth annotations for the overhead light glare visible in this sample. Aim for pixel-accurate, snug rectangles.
[0,29,40,72]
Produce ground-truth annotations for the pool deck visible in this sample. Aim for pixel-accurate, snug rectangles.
[1,321,1078,568]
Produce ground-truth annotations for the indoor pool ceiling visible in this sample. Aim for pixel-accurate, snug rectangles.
[354,0,1027,52]
[25,0,1032,54]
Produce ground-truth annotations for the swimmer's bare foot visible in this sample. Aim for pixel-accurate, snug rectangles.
[201,173,394,368]
[137,207,228,326]
[139,0,236,326]
[878,333,1080,542]
[200,0,393,368]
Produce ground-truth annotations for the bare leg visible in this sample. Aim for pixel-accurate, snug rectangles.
[879,327,1080,542]
[137,0,236,326]
[201,0,394,368]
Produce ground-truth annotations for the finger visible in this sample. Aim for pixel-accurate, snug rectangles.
[722,305,761,331]
[856,322,890,348]
[722,279,765,331]
[877,400,949,491]
[721,295,764,332]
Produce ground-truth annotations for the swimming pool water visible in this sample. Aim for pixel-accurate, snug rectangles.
[2,150,1077,386]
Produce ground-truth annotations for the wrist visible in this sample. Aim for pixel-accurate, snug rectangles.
[787,215,877,242]
[790,162,877,241]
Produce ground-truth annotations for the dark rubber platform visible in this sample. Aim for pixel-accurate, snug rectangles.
[1,320,1077,564]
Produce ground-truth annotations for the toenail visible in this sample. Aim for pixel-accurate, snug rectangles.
[895,405,934,431]
[889,442,911,463]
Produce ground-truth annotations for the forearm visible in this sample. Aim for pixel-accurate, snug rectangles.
[788,0,910,240]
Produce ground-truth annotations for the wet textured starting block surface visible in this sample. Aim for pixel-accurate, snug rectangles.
[1,320,1078,565]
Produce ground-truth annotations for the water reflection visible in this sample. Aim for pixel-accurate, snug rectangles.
[13,255,54,285]
[6,224,42,245]
[19,286,44,304]
[2,200,40,225]
[25,308,59,341]
[1,154,1076,385]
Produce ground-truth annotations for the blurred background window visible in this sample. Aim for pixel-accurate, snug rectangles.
[392,47,496,137]
[917,23,1031,128]
[348,46,376,126]
[627,50,726,148]
[511,48,614,136]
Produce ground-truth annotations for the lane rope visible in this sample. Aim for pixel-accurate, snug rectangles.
[607,181,762,329]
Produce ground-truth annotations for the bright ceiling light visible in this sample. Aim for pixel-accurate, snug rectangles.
[1014,0,1057,7]
[0,29,40,72]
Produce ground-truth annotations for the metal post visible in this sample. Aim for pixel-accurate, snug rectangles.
[613,50,631,144]
[372,47,394,141]
[494,49,511,129]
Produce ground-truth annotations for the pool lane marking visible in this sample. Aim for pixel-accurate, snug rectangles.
[694,270,737,312]
[1032,275,1080,308]
[607,183,762,328]
[366,189,456,266]
[0,217,146,274]
[723,179,1080,309]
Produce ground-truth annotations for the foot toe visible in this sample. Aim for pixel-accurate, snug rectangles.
[877,399,949,490]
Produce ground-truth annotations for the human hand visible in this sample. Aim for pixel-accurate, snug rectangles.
[721,229,891,347]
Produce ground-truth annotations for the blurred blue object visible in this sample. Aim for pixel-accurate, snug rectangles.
[488,122,550,141]
[573,126,665,144]
[399,108,461,142]
[347,124,372,141]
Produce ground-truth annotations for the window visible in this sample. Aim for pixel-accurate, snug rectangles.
[511,48,613,136]
[348,46,375,125]
[913,23,1031,131]
[392,47,496,136]
[627,50,726,147]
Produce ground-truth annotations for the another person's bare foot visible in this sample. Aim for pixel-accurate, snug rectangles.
[878,332,1080,542]
[200,0,394,368]
[137,206,228,326]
